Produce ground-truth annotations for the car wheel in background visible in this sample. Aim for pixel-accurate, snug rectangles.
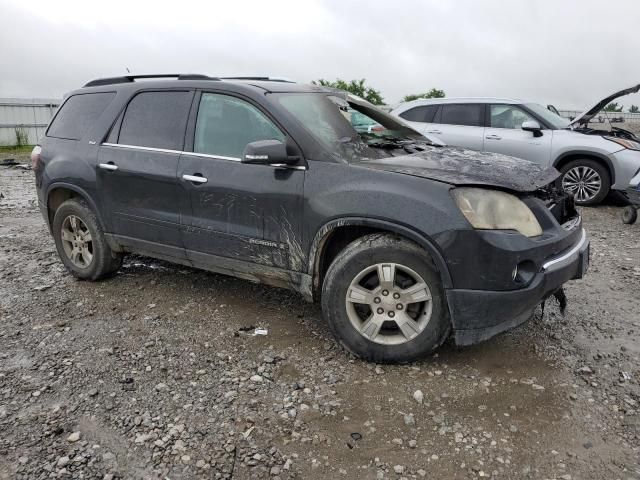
[321,233,450,363]
[52,198,123,280]
[559,159,610,206]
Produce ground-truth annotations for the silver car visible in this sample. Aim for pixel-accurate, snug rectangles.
[391,84,640,205]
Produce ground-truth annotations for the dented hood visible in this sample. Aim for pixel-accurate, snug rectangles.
[569,83,640,127]
[356,146,559,192]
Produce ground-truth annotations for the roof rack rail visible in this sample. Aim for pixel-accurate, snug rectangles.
[83,74,220,88]
[219,76,295,83]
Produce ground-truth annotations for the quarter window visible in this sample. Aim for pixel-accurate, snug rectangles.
[490,105,535,129]
[399,105,439,123]
[440,104,484,127]
[118,91,192,150]
[47,92,115,140]
[194,93,285,158]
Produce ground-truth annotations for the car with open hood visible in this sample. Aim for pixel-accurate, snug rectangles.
[33,74,588,362]
[391,84,640,206]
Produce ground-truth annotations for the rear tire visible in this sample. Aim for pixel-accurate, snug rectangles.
[321,233,450,363]
[52,198,123,280]
[559,159,610,206]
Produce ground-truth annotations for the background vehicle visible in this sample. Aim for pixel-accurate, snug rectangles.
[34,74,588,363]
[392,85,640,206]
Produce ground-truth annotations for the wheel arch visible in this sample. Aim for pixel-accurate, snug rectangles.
[553,151,615,185]
[45,183,107,232]
[308,217,453,300]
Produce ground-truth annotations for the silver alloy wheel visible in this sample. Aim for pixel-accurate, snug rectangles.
[60,215,94,268]
[562,166,602,203]
[345,263,432,345]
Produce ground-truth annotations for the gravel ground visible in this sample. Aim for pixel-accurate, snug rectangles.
[0,157,639,480]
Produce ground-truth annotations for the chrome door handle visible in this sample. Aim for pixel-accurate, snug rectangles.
[485,134,502,140]
[426,130,442,135]
[99,163,118,171]
[182,174,208,184]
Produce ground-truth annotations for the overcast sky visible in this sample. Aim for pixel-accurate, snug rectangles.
[1,0,639,109]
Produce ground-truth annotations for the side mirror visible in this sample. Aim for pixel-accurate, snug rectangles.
[242,140,297,165]
[522,120,543,137]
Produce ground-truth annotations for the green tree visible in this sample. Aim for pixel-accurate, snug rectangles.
[604,102,623,112]
[629,105,639,113]
[402,88,445,102]
[312,78,384,105]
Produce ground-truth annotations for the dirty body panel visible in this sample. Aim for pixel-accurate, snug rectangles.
[357,147,559,192]
[35,77,589,350]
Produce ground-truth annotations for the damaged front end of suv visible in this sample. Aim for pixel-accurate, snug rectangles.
[437,168,587,346]
[295,91,590,354]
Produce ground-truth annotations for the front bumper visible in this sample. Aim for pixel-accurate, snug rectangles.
[447,228,589,346]
[611,149,640,190]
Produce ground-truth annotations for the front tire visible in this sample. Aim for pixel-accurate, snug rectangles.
[321,233,450,363]
[559,159,610,206]
[52,198,123,280]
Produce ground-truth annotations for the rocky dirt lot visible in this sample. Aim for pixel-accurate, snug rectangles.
[0,159,639,480]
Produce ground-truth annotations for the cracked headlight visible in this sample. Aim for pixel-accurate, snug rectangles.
[451,187,542,237]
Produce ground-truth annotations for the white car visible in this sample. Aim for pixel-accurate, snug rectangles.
[391,84,640,205]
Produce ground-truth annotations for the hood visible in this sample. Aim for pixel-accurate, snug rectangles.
[356,146,559,192]
[569,83,640,127]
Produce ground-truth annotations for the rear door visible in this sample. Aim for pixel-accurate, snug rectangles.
[483,104,553,166]
[436,103,485,150]
[178,91,305,271]
[97,90,194,258]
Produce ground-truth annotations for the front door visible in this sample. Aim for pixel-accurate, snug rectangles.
[483,104,553,166]
[97,90,194,257]
[179,92,305,271]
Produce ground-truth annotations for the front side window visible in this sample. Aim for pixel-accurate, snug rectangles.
[490,105,535,129]
[399,105,438,123]
[47,92,115,140]
[194,93,285,158]
[440,104,484,127]
[118,91,192,150]
[524,103,569,129]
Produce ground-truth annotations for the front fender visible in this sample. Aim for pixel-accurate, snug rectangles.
[552,150,617,185]
[308,216,454,290]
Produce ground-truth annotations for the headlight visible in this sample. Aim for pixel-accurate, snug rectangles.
[605,136,640,151]
[451,188,542,237]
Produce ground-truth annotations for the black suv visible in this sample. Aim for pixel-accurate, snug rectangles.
[33,74,589,363]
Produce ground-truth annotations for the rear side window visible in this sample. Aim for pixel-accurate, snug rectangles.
[47,92,115,140]
[440,104,484,127]
[399,105,438,123]
[118,91,192,150]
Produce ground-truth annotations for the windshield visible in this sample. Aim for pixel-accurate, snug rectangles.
[525,103,570,129]
[275,92,438,162]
